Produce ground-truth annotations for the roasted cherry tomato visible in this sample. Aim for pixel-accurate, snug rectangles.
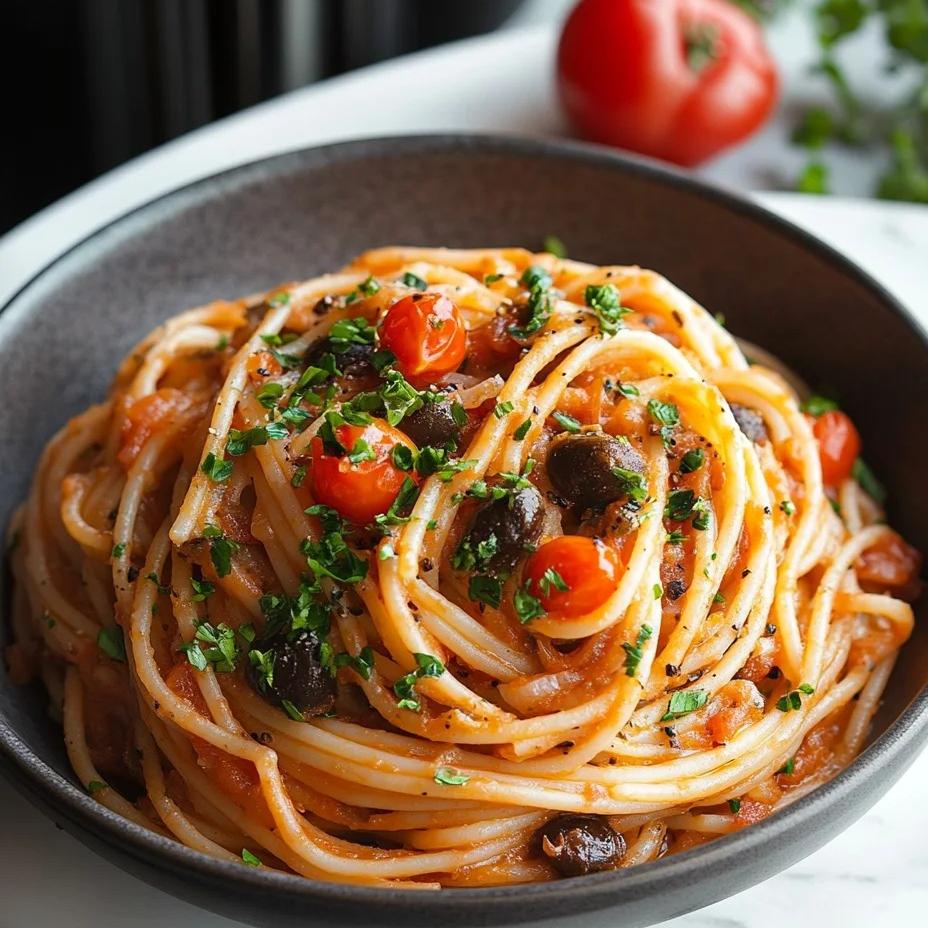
[379,293,467,386]
[309,418,419,524]
[857,531,922,597]
[523,535,621,618]
[557,0,778,166]
[812,410,860,487]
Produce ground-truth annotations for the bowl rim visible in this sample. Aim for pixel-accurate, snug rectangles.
[1,131,927,916]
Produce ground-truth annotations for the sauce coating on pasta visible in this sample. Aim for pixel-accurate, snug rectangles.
[7,247,921,886]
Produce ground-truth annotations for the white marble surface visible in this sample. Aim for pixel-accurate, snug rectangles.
[1,14,926,928]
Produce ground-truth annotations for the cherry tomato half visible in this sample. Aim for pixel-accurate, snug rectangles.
[557,0,778,166]
[523,535,621,619]
[857,531,922,594]
[379,293,467,386]
[812,410,860,487]
[309,418,419,524]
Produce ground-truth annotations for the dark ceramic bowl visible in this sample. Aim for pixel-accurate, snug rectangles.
[1,135,926,928]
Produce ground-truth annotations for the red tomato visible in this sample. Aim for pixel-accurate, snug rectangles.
[857,531,922,595]
[557,0,778,166]
[118,388,197,467]
[379,293,467,386]
[523,535,621,618]
[812,410,860,487]
[309,418,419,524]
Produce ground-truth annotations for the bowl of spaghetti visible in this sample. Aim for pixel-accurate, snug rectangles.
[1,136,926,928]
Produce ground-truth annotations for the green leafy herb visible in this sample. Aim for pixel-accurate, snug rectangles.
[584,283,630,336]
[434,766,470,786]
[468,575,503,609]
[281,699,305,722]
[180,620,240,673]
[778,757,796,776]
[241,848,262,867]
[776,683,815,712]
[97,626,126,662]
[494,400,515,419]
[359,274,380,297]
[291,465,307,488]
[393,652,445,711]
[514,584,544,624]
[190,577,215,602]
[780,499,796,516]
[852,457,887,504]
[661,689,709,721]
[728,798,742,814]
[401,271,427,290]
[538,568,569,598]
[513,418,532,441]
[552,411,581,433]
[543,235,567,258]
[611,466,648,503]
[87,780,107,794]
[509,267,553,339]
[201,452,233,483]
[484,273,503,285]
[622,624,653,678]
[801,394,839,417]
[205,530,239,578]
[679,448,705,474]
[647,399,680,448]
[111,543,126,559]
[333,646,376,681]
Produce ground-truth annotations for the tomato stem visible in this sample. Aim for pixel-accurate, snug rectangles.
[684,21,720,73]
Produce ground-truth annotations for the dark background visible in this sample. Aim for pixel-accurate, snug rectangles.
[0,0,525,233]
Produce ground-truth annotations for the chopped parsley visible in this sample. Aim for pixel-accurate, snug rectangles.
[401,271,428,290]
[622,624,653,678]
[202,526,239,578]
[190,577,215,602]
[87,780,107,794]
[647,399,680,448]
[584,283,630,336]
[97,626,126,662]
[333,646,375,681]
[611,466,648,503]
[514,584,545,624]
[780,499,796,516]
[484,273,503,285]
[494,401,515,419]
[778,757,796,776]
[852,457,887,504]
[543,234,567,258]
[513,418,532,441]
[434,766,470,786]
[111,543,126,559]
[801,395,839,417]
[552,411,582,433]
[328,316,376,353]
[358,274,380,297]
[452,532,498,574]
[777,683,815,712]
[509,266,553,339]
[241,849,262,867]
[226,422,287,456]
[661,689,709,721]
[291,465,307,488]
[179,620,240,673]
[393,652,445,712]
[468,574,503,609]
[728,798,741,814]
[201,452,233,483]
[664,489,710,530]
[538,568,569,597]
[679,448,705,474]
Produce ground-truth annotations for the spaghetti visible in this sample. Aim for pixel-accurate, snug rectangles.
[7,247,922,887]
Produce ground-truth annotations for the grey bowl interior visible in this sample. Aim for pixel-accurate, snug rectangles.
[0,135,926,928]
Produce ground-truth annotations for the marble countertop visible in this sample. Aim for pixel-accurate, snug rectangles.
[1,13,926,928]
